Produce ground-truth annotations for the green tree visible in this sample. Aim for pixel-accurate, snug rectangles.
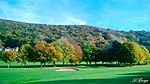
[0,50,2,59]
[45,37,56,43]
[118,42,138,64]
[1,51,16,68]
[127,34,139,42]
[0,40,4,49]
[91,47,101,64]
[17,44,32,66]
[81,44,95,64]
[108,40,122,63]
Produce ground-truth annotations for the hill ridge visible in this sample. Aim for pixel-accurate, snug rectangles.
[0,18,150,51]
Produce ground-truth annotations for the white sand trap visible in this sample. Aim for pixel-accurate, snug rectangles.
[56,68,79,71]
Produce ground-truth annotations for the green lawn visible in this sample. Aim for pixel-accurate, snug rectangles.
[0,62,150,84]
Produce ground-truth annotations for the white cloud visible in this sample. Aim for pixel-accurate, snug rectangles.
[0,0,88,25]
[62,15,87,25]
[0,0,39,23]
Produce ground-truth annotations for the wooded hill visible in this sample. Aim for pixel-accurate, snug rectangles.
[0,18,150,51]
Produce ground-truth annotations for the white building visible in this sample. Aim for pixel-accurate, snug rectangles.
[4,47,18,52]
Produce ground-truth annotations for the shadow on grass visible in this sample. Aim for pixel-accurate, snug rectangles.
[120,72,150,76]
[0,64,128,68]
[0,65,53,68]
[26,77,149,84]
[26,72,150,84]
[119,72,150,82]
[77,64,126,68]
[26,79,128,84]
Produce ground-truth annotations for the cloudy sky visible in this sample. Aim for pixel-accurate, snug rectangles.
[0,0,150,31]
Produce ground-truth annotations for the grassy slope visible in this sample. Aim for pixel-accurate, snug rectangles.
[0,64,150,84]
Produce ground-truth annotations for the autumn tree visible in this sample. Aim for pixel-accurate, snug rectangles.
[137,45,150,64]
[46,42,63,67]
[68,38,83,64]
[55,37,75,65]
[118,42,150,65]
[1,51,16,68]
[33,42,48,67]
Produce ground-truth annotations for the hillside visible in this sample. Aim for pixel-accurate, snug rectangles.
[0,18,150,50]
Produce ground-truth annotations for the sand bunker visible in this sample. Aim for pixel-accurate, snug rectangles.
[56,68,79,71]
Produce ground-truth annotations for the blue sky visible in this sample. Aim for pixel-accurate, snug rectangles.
[0,0,150,31]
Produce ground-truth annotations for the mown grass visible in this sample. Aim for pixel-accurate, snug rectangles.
[0,61,150,84]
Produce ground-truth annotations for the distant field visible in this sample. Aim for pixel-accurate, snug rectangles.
[0,61,150,84]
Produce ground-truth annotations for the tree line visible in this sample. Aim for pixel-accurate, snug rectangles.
[82,41,150,65]
[0,37,150,68]
[0,37,83,68]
